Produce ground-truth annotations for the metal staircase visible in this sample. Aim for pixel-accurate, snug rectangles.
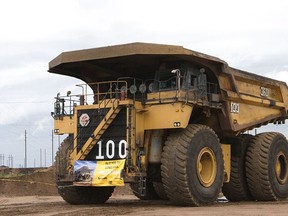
[126,105,136,169]
[67,99,122,171]
[78,101,122,160]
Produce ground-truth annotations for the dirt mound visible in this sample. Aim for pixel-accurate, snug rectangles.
[0,167,132,197]
[0,167,58,196]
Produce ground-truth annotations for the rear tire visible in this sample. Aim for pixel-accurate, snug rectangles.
[245,132,288,201]
[161,124,224,206]
[153,182,169,200]
[55,136,114,204]
[222,134,253,201]
[130,179,160,200]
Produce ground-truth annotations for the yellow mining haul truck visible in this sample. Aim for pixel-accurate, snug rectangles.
[49,43,288,206]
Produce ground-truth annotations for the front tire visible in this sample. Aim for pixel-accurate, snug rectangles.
[55,136,114,204]
[161,124,224,206]
[58,184,114,204]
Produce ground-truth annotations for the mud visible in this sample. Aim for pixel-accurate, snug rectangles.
[1,195,288,216]
[0,167,287,216]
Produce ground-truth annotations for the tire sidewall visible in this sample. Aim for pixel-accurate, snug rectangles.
[269,134,288,199]
[185,128,224,204]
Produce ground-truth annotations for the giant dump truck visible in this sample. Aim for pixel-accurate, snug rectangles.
[49,42,288,206]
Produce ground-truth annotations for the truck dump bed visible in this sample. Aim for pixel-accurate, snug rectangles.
[49,42,288,134]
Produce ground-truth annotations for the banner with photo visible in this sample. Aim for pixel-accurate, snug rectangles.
[73,159,125,186]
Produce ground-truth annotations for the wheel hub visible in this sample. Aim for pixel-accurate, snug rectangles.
[275,151,288,185]
[196,147,217,187]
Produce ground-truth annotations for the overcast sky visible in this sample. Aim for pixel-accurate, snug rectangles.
[1,0,288,168]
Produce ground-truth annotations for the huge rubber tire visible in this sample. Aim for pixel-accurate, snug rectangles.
[245,132,288,201]
[153,182,169,200]
[55,136,72,180]
[130,179,160,200]
[161,124,224,206]
[222,134,253,201]
[55,136,114,204]
[58,185,115,204]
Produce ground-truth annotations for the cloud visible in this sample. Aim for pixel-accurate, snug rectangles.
[1,0,288,167]
[265,70,288,84]
[31,116,52,136]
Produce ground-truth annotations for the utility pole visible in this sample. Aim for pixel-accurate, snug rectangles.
[8,155,13,168]
[44,149,46,167]
[24,130,27,168]
[40,148,42,167]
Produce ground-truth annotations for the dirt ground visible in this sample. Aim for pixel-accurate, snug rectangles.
[0,167,288,216]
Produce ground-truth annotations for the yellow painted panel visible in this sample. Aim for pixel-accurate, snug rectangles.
[147,91,177,100]
[221,144,230,183]
[234,75,283,102]
[229,102,282,131]
[143,103,193,130]
[54,116,74,134]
